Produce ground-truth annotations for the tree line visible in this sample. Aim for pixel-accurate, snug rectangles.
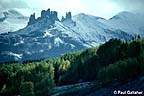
[0,38,144,95]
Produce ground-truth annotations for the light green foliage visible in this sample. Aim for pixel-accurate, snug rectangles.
[0,61,54,96]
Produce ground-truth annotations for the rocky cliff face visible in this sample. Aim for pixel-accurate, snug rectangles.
[28,13,36,25]
[61,12,72,22]
[28,9,59,26]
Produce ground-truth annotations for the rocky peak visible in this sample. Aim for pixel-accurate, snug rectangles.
[28,13,36,25]
[50,11,59,21]
[61,12,72,22]
[41,9,51,18]
[66,12,72,20]
[27,9,59,26]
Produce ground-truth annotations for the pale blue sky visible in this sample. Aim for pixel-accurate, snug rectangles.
[23,0,124,19]
[0,0,144,19]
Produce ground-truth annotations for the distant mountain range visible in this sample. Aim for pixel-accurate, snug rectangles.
[0,9,144,62]
[0,9,28,33]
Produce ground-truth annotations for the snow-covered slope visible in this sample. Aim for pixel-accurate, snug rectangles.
[98,11,144,36]
[0,10,140,62]
[62,13,131,47]
[0,9,28,34]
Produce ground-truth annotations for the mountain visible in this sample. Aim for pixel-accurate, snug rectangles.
[0,9,28,34]
[98,11,144,36]
[0,9,142,62]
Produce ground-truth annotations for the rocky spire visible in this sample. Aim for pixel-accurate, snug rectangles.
[61,12,72,22]
[46,9,51,17]
[50,11,59,21]
[41,10,47,18]
[41,9,51,19]
[61,16,65,22]
[28,13,36,25]
[27,9,60,26]
[66,12,72,20]
[41,9,59,21]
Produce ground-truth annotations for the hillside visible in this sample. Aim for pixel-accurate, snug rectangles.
[0,38,144,96]
[52,77,144,96]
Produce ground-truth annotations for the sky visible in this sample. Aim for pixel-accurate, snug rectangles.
[0,0,144,19]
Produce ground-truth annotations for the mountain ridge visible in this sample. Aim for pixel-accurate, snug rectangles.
[0,9,28,33]
[0,9,143,62]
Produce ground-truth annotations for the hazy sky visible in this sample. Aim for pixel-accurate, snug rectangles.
[0,0,144,19]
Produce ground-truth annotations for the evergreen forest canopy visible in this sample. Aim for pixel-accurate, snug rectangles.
[0,37,144,96]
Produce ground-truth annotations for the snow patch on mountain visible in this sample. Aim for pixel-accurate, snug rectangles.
[43,30,53,38]
[1,51,23,61]
[54,37,64,47]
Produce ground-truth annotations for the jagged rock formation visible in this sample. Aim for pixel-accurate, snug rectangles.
[61,16,65,22]
[66,12,72,20]
[28,13,36,25]
[28,9,59,26]
[41,9,50,18]
[61,12,72,22]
